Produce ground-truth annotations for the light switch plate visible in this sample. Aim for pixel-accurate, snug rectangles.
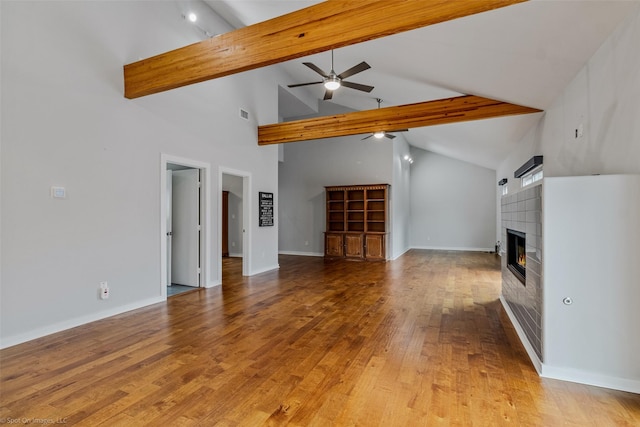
[51,186,66,199]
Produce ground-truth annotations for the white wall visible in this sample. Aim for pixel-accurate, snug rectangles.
[278,136,393,256]
[543,175,640,393]
[390,136,412,259]
[0,1,283,347]
[497,6,640,203]
[410,149,496,251]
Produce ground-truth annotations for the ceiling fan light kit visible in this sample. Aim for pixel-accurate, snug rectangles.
[360,99,410,141]
[288,50,373,100]
[323,77,341,91]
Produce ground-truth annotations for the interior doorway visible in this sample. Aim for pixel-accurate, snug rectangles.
[222,174,244,258]
[161,155,211,299]
[219,168,251,278]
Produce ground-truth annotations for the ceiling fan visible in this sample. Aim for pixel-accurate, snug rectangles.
[362,99,409,140]
[287,50,374,100]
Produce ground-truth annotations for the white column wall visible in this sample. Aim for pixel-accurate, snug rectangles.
[543,175,640,393]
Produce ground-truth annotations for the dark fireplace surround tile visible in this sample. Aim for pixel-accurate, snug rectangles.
[501,184,543,360]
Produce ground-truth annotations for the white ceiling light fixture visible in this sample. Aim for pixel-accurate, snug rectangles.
[323,75,341,91]
[362,99,409,141]
[188,12,197,22]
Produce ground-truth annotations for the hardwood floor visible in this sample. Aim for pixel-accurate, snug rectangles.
[1,251,639,426]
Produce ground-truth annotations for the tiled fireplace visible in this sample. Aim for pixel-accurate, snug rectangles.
[501,184,542,360]
[506,228,526,284]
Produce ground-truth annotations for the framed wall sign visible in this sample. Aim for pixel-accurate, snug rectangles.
[258,192,274,227]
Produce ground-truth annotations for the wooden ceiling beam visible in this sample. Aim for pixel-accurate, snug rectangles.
[124,0,527,98]
[257,95,542,145]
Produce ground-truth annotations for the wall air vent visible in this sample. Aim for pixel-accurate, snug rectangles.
[239,108,249,121]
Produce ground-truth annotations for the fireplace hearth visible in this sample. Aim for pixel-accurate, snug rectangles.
[507,229,526,285]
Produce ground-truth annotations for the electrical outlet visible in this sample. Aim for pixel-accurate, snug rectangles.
[99,281,109,300]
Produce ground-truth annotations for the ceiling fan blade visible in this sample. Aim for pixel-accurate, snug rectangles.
[340,81,374,93]
[287,81,323,88]
[361,134,373,140]
[337,61,371,79]
[384,133,397,139]
[323,90,334,100]
[387,129,409,133]
[303,62,329,78]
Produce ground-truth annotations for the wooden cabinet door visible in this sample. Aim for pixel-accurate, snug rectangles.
[365,234,385,260]
[325,233,344,257]
[344,234,364,259]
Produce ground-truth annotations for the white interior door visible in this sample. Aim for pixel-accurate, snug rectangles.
[166,170,173,286]
[171,169,200,287]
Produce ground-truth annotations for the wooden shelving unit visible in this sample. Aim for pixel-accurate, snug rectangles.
[326,190,345,233]
[324,184,389,261]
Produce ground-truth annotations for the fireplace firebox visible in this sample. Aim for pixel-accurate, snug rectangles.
[507,229,526,285]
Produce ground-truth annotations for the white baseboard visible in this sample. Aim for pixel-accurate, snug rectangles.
[278,250,324,257]
[205,279,221,288]
[390,247,411,260]
[499,296,639,394]
[411,245,494,252]
[499,295,542,374]
[277,247,493,260]
[0,296,165,350]
[229,252,243,258]
[249,264,280,276]
[541,365,640,394]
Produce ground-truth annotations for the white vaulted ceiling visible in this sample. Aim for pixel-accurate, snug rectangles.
[205,0,638,169]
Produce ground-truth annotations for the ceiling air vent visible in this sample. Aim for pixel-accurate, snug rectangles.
[239,108,249,121]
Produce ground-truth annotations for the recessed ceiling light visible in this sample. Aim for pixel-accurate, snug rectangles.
[188,12,197,22]
[404,155,410,160]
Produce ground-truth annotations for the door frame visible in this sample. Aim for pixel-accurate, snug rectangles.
[166,170,172,288]
[160,154,212,298]
[219,167,251,277]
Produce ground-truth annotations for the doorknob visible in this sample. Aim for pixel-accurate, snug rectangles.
[167,232,172,236]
